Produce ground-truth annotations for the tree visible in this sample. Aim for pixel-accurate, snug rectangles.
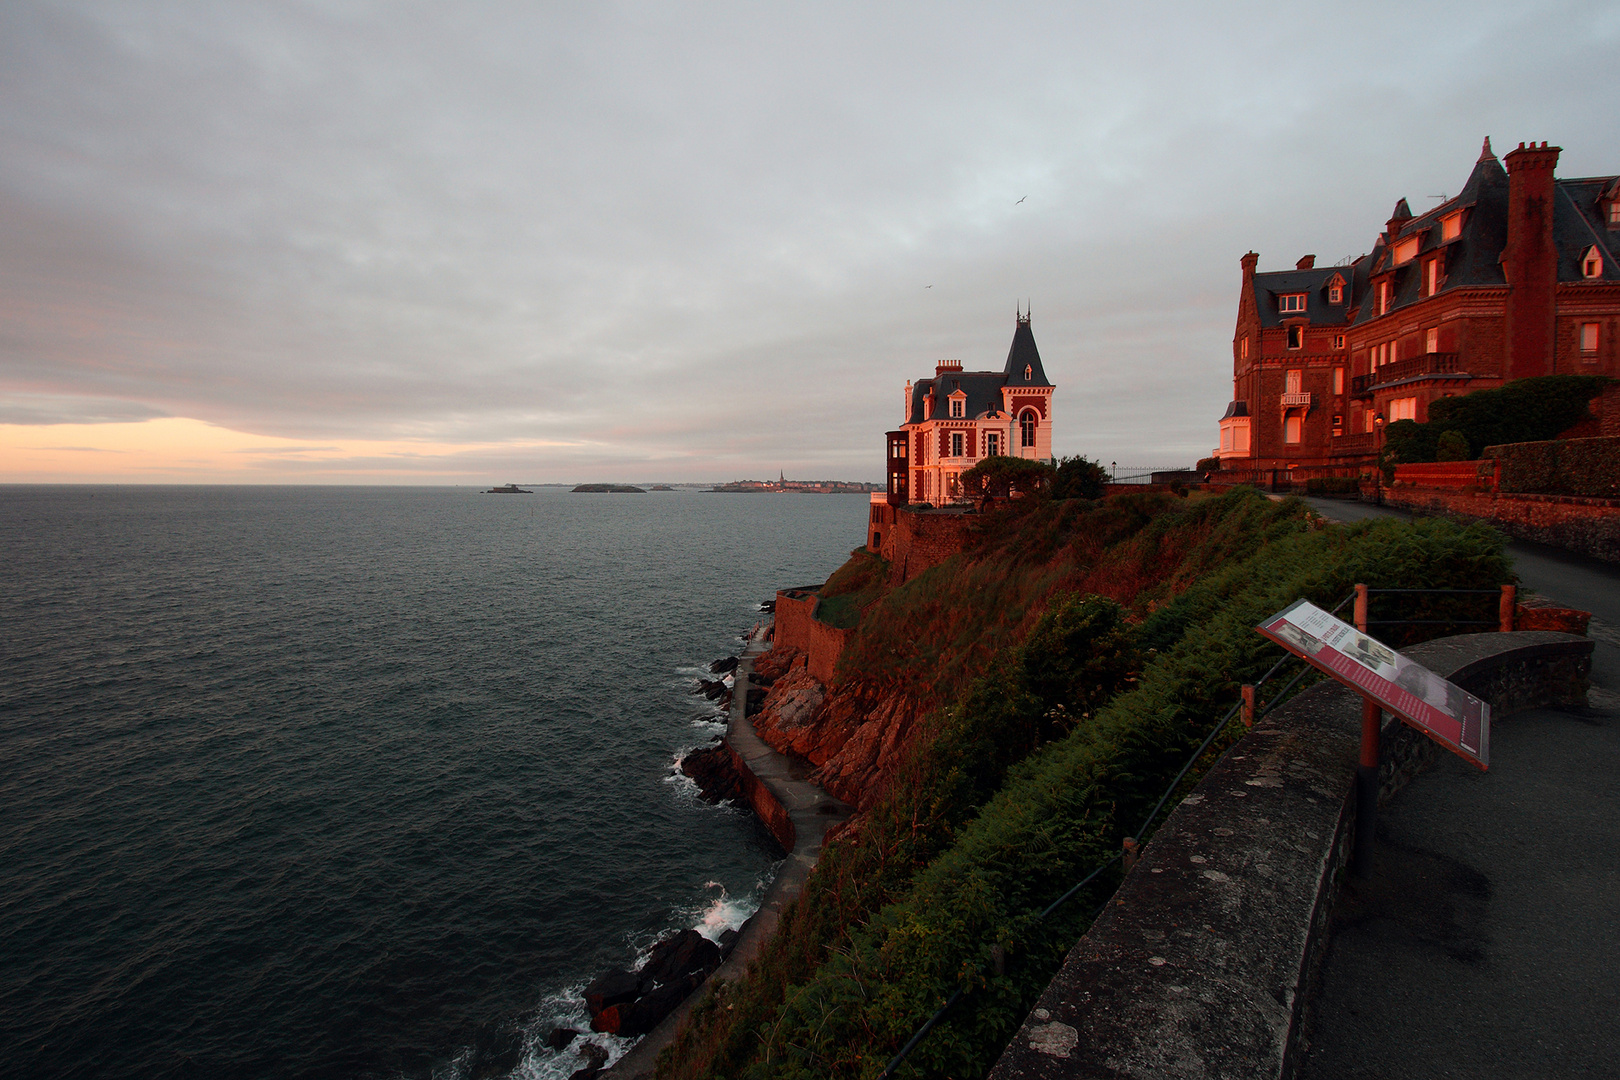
[1053,455,1109,500]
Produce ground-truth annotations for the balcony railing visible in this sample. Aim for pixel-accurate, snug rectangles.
[1351,352,1463,395]
[1280,391,1312,408]
[1330,433,1377,455]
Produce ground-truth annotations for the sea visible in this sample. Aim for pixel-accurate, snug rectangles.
[0,485,862,1080]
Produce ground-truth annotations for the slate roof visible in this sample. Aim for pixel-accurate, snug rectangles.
[1554,177,1620,281]
[905,317,1051,425]
[1250,265,1356,328]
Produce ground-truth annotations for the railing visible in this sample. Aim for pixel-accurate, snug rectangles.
[1280,391,1312,407]
[1351,352,1463,395]
[1107,465,1191,485]
[1330,433,1376,455]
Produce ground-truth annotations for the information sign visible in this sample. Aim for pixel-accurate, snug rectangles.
[1257,599,1490,769]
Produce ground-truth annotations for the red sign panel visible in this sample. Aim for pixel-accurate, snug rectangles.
[1257,599,1490,770]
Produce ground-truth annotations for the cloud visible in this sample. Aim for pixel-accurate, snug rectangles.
[2,0,1617,481]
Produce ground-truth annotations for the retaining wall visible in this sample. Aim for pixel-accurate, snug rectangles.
[1383,486,1620,563]
[770,588,854,685]
[879,508,974,584]
[988,631,1592,1080]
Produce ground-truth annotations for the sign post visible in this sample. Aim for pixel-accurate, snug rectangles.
[1257,597,1490,877]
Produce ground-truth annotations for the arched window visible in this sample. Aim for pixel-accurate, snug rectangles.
[1024,364,1032,381]
[1020,410,1037,448]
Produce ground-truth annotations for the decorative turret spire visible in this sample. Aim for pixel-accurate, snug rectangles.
[1478,135,1495,162]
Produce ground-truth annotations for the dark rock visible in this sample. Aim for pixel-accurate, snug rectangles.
[544,1027,580,1051]
[753,673,775,689]
[582,968,640,1017]
[569,1040,609,1079]
[709,656,739,675]
[717,927,740,957]
[614,975,701,1037]
[697,678,728,701]
[638,929,721,992]
[746,687,766,702]
[718,689,732,709]
[588,1005,622,1035]
[680,744,743,803]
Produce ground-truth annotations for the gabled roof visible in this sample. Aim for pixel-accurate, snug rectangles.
[1554,176,1620,281]
[905,315,1053,425]
[1250,266,1355,327]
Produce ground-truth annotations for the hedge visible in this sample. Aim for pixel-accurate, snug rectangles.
[1486,435,1620,498]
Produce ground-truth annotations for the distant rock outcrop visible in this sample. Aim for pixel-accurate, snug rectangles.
[571,484,646,493]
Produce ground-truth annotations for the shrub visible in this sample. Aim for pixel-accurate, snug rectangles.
[1488,435,1620,498]
[960,456,1055,500]
[1384,375,1609,463]
[1435,430,1470,462]
[1052,455,1109,500]
[1196,456,1221,473]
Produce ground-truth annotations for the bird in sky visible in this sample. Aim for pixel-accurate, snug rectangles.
[1015,195,1027,204]
[924,284,933,289]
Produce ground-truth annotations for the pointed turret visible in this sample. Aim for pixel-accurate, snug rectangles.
[1003,311,1051,387]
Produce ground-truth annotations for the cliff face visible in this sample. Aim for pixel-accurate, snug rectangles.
[750,646,925,810]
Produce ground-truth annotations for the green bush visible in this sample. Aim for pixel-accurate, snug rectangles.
[1489,436,1620,498]
[1052,455,1109,500]
[1435,430,1471,462]
[1384,375,1609,463]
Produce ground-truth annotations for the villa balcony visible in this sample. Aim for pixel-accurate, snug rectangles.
[1351,353,1464,396]
[1280,391,1312,408]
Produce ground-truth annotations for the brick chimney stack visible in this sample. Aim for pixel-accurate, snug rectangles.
[1502,141,1562,379]
[1296,255,1316,270]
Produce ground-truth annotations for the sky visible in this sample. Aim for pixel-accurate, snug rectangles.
[3,1,1618,484]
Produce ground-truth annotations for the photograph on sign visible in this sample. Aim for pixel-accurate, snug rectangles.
[1257,599,1489,769]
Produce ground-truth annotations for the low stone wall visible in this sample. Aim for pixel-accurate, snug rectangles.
[1384,486,1620,563]
[1391,460,1493,491]
[987,631,1591,1080]
[771,588,852,685]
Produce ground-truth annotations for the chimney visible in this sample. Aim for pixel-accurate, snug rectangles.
[1385,198,1412,242]
[934,359,963,377]
[1296,255,1316,270]
[1241,251,1259,280]
[1502,141,1562,379]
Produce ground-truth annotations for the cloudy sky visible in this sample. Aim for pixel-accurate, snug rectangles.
[3,1,1617,483]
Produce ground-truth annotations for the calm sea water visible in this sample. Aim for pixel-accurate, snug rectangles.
[0,486,861,1080]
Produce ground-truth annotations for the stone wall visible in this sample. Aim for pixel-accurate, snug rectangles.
[770,587,853,685]
[879,507,974,584]
[987,631,1592,1080]
[1383,486,1620,563]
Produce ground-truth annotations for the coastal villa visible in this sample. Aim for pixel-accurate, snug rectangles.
[883,309,1055,507]
[1217,138,1620,478]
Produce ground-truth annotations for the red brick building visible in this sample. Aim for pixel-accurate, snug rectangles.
[1217,139,1620,477]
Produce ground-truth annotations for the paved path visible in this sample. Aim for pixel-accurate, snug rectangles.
[606,624,852,1080]
[1298,497,1620,1078]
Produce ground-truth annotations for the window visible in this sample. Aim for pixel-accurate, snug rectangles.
[1611,201,1620,226]
[1328,283,1343,304]
[1425,258,1441,296]
[1364,411,1377,433]
[1334,334,1346,349]
[1332,414,1344,436]
[951,432,964,457]
[946,473,959,497]
[1426,328,1439,354]
[1020,410,1037,448]
[1394,237,1420,265]
[1441,212,1463,241]
[1286,369,1302,394]
[1241,336,1249,360]
[949,397,964,418]
[986,432,1000,457]
[1287,325,1303,349]
[1581,323,1599,352]
[1024,365,1032,381]
[1389,397,1418,422]
[1583,246,1604,279]
[1333,368,1344,395]
[1284,415,1302,444]
[1378,280,1391,315]
[1279,294,1307,313]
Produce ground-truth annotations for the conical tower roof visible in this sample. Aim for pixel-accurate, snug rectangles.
[1003,311,1051,387]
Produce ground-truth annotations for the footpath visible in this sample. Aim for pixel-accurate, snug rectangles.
[1297,497,1620,1078]
[605,622,852,1080]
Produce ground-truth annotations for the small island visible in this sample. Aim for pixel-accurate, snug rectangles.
[571,484,647,493]
[484,484,533,494]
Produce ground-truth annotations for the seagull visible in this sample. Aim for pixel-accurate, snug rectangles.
[1015,195,1027,204]
[924,285,933,289]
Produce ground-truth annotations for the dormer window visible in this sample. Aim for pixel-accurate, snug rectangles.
[1441,211,1464,242]
[1583,245,1604,279]
[949,397,964,418]
[1328,284,1342,304]
[1394,236,1420,265]
[1610,201,1620,226]
[1278,293,1307,313]
[1024,364,1032,381]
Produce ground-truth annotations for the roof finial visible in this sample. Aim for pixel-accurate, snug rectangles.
[1479,135,1495,162]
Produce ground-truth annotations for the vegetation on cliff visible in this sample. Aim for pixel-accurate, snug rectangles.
[661,488,1510,1080]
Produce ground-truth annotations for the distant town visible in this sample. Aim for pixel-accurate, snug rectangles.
[708,474,880,494]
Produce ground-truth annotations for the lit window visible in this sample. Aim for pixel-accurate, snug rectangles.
[1241,336,1250,360]
[1581,323,1599,352]
[1583,246,1604,279]
[1334,334,1346,349]
[1328,284,1343,304]
[951,432,964,457]
[1020,410,1037,448]
[1288,325,1303,349]
[1279,294,1307,313]
[1610,202,1620,225]
[1426,259,1441,296]
[1334,368,1344,395]
[1332,414,1344,436]
[1378,281,1391,315]
[1441,212,1463,241]
[1389,397,1418,422]
[950,398,964,418]
[1426,328,1439,354]
[1284,415,1302,443]
[1394,237,1420,265]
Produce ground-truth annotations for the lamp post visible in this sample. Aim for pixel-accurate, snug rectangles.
[1372,413,1386,506]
